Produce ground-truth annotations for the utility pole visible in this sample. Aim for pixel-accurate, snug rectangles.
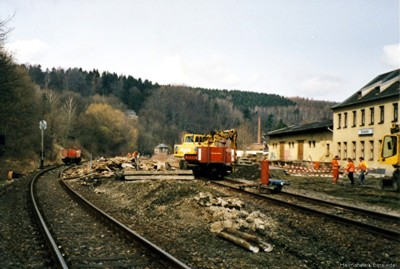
[39,120,47,169]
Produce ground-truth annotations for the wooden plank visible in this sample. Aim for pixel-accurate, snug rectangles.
[124,175,194,180]
[123,170,193,176]
[217,231,259,253]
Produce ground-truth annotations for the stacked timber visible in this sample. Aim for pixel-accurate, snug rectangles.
[123,169,194,181]
[237,157,254,165]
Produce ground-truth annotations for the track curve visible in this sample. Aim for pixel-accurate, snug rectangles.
[31,166,191,269]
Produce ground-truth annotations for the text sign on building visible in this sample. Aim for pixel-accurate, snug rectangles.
[358,128,373,136]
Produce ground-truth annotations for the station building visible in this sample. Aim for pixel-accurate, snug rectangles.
[331,69,399,174]
[267,120,333,163]
[267,68,399,174]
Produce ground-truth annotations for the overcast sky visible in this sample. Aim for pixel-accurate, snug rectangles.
[1,0,399,102]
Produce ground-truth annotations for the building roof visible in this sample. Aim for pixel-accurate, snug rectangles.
[332,69,400,110]
[155,143,168,148]
[267,120,333,136]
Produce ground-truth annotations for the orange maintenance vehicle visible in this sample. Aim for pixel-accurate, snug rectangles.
[61,147,82,164]
[176,129,237,179]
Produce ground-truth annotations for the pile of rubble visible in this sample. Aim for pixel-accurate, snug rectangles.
[195,192,275,253]
[61,155,182,180]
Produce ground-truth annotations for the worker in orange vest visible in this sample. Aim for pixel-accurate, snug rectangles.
[357,157,368,185]
[331,155,341,184]
[344,158,355,185]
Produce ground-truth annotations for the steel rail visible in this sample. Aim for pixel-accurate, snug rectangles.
[210,179,400,242]
[279,190,400,222]
[30,166,69,269]
[60,176,191,269]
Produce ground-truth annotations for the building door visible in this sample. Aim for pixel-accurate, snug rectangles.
[297,140,304,160]
[279,141,285,160]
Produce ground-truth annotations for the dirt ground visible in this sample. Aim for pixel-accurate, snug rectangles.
[63,156,399,268]
[1,153,399,268]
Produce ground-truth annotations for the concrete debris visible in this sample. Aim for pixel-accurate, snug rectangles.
[195,192,244,209]
[195,192,275,253]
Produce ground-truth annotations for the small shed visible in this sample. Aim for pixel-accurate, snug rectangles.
[154,143,169,154]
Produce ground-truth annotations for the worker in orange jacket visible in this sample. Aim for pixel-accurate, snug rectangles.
[331,155,341,184]
[344,158,355,185]
[357,157,368,185]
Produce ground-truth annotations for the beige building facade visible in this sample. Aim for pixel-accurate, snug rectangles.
[332,69,399,175]
[266,69,399,175]
[267,120,333,163]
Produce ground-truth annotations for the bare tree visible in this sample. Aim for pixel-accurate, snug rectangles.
[0,16,13,47]
[62,96,77,141]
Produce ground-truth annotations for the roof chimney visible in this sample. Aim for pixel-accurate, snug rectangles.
[257,114,261,144]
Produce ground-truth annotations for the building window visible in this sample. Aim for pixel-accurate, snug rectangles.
[369,140,374,161]
[379,105,384,123]
[352,141,356,159]
[343,142,347,159]
[308,141,315,148]
[326,143,330,157]
[393,103,398,122]
[360,141,365,159]
[360,109,365,126]
[352,111,357,127]
[337,142,341,159]
[369,107,374,125]
[337,113,342,129]
[344,112,348,128]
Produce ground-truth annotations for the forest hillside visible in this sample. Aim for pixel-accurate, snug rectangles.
[0,21,336,173]
[24,65,336,151]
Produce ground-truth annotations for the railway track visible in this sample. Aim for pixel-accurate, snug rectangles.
[213,177,400,242]
[31,166,190,269]
[0,169,53,268]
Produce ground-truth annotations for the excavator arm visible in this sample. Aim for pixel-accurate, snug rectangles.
[202,129,237,149]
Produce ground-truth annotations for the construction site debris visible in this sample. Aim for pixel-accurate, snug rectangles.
[222,227,273,252]
[195,192,274,253]
[217,230,260,253]
[61,156,194,181]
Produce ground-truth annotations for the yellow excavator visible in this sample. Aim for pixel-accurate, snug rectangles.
[379,123,400,191]
[173,133,206,158]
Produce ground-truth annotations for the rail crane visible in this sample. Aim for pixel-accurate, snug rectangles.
[174,129,237,179]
